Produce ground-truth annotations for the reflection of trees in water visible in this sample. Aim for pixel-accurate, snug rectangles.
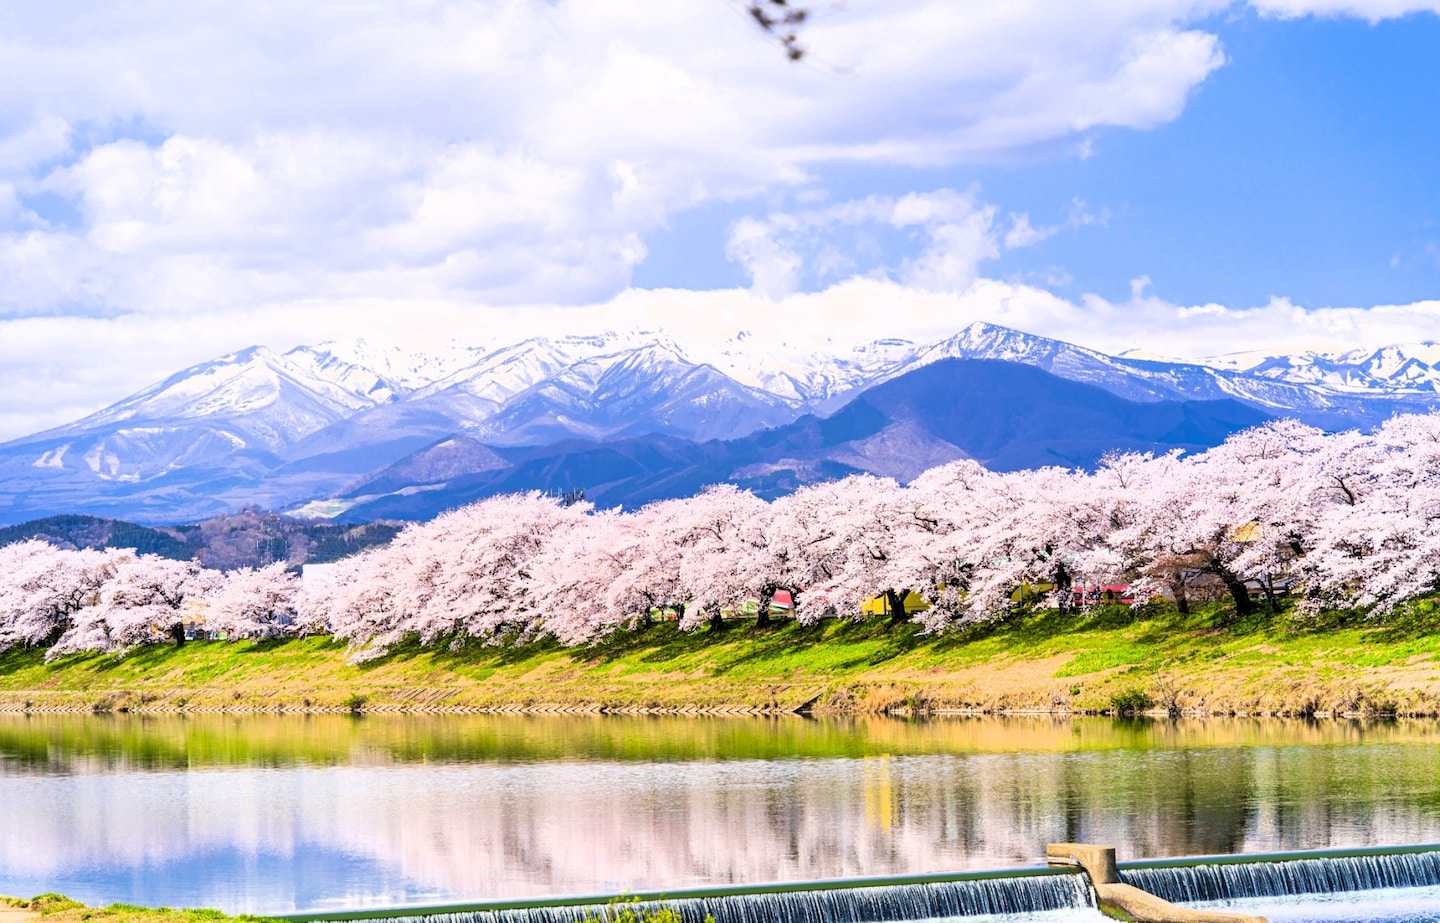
[5,743,1440,908]
[6,714,1437,774]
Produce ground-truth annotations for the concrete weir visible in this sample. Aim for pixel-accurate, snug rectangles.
[1046,843,1267,923]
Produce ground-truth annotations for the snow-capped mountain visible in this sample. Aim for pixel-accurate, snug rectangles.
[0,345,413,522]
[466,341,796,444]
[890,322,1440,425]
[5,321,1440,525]
[11,345,396,462]
[1204,343,1440,394]
[299,338,491,393]
[695,332,919,405]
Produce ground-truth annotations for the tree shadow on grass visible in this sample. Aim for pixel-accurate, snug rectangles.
[0,646,53,673]
[91,645,179,672]
[693,618,930,675]
[352,631,570,673]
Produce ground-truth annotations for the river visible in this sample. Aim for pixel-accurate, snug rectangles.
[1,714,1438,917]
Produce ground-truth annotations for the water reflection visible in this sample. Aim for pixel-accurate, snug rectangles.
[1,715,1439,914]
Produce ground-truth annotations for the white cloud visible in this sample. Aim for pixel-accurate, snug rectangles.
[725,216,805,299]
[0,0,1234,318]
[725,188,1002,296]
[1250,0,1440,20]
[1004,213,1057,249]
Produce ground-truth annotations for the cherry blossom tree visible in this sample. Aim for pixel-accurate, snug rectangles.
[208,562,300,639]
[1297,413,1440,614]
[46,552,218,657]
[675,485,775,630]
[0,542,119,650]
[527,509,652,645]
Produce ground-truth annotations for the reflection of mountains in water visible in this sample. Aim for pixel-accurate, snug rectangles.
[3,716,1440,912]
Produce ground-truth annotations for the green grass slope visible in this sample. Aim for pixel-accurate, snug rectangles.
[3,602,1439,716]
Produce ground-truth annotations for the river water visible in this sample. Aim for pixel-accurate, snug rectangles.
[1,715,1439,917]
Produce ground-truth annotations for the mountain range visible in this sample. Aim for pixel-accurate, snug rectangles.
[330,359,1271,522]
[1,322,1436,525]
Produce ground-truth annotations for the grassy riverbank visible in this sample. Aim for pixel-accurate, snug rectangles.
[3,602,1439,716]
[1,895,260,923]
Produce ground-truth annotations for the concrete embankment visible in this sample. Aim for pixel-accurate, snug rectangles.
[1047,844,1266,923]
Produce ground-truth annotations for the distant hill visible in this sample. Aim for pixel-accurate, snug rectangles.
[0,514,194,560]
[0,511,402,569]
[336,358,1272,520]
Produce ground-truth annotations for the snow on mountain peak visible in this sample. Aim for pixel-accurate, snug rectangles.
[1202,342,1440,394]
[297,337,488,392]
[25,342,407,451]
[17,320,1440,467]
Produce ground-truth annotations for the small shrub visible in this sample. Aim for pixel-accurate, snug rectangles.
[343,692,368,715]
[28,894,86,914]
[582,898,703,923]
[1109,688,1154,714]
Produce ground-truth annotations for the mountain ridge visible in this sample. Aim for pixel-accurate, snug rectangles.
[329,358,1271,521]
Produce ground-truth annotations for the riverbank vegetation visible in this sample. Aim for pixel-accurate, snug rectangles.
[0,896,685,923]
[1,894,258,923]
[3,596,1438,716]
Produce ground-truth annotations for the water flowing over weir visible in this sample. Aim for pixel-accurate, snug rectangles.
[1118,844,1440,904]
[280,872,1097,923]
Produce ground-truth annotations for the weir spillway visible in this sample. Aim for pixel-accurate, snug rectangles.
[277,843,1440,923]
[1118,843,1440,903]
[277,870,1096,923]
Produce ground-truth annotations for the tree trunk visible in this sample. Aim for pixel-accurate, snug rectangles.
[1168,576,1190,617]
[1216,569,1255,618]
[168,623,186,646]
[708,609,724,632]
[755,586,774,628]
[1261,576,1279,615]
[1054,562,1073,615]
[885,589,909,626]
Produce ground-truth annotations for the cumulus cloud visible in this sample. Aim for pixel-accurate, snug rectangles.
[0,0,1233,318]
[1003,213,1057,249]
[726,188,1004,296]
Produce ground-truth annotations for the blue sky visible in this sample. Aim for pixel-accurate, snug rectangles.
[637,9,1440,309]
[2,1,1440,439]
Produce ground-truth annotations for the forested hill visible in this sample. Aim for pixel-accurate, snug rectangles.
[0,511,401,569]
[0,515,193,560]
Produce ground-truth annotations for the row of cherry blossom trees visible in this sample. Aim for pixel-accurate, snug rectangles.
[4,413,1440,658]
[0,541,304,657]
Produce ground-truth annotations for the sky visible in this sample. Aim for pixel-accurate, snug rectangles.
[3,0,1440,440]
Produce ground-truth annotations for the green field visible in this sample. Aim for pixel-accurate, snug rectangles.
[3,601,1439,716]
